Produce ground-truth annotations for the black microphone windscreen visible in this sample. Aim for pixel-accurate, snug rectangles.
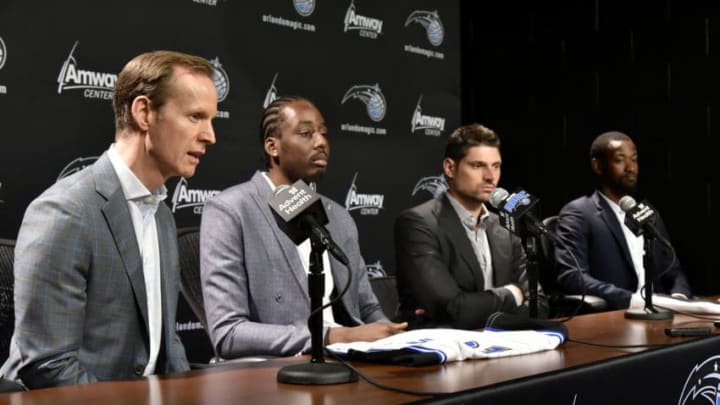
[268,180,329,245]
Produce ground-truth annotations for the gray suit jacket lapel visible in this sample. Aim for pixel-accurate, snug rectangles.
[249,172,310,303]
[94,153,149,333]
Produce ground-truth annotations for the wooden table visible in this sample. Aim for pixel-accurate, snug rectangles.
[1,309,718,404]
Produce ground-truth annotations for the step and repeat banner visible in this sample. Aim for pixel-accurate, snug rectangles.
[0,1,460,361]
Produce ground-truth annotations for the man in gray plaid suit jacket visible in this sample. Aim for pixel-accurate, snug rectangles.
[0,51,218,388]
[200,96,408,358]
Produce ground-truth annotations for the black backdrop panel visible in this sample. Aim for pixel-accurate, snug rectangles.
[0,1,460,362]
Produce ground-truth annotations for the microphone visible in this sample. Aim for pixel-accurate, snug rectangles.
[618,196,666,244]
[488,187,559,243]
[269,180,349,266]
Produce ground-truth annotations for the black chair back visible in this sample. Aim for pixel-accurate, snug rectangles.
[0,238,15,366]
[177,227,208,331]
[537,216,608,317]
[368,275,399,322]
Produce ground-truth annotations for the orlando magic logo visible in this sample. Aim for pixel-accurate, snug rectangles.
[210,57,230,103]
[0,36,7,70]
[294,0,315,17]
[263,72,279,109]
[678,355,720,405]
[405,10,444,46]
[57,156,99,181]
[412,174,448,198]
[341,84,386,122]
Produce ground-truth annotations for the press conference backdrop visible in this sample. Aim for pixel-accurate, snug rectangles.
[0,1,460,361]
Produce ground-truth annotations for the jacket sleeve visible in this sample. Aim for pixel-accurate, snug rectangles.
[12,195,98,388]
[200,196,314,358]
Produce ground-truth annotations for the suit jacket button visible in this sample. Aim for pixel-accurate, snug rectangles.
[275,294,283,303]
[134,365,144,376]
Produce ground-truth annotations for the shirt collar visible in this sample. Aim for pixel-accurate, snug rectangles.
[107,143,167,204]
[598,191,624,217]
[446,192,489,231]
[260,171,277,192]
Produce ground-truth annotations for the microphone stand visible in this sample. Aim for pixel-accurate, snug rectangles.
[521,234,539,318]
[277,235,357,384]
[624,235,673,320]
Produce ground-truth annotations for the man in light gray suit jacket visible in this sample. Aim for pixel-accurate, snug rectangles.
[0,51,218,388]
[200,96,407,358]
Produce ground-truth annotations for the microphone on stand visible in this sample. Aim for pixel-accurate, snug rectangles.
[488,188,561,244]
[619,195,673,320]
[268,179,357,385]
[269,181,349,265]
[488,187,556,319]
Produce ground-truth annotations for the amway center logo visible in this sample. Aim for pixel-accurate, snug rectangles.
[412,174,448,199]
[411,95,445,136]
[57,41,117,100]
[171,177,220,215]
[678,355,720,405]
[263,72,280,109]
[345,172,384,215]
[191,0,222,6]
[405,10,444,46]
[57,156,99,181]
[343,0,383,39]
[341,84,386,122]
[294,0,316,17]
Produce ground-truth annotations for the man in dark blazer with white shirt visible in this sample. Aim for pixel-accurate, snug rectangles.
[395,124,548,330]
[554,131,691,309]
[0,51,217,388]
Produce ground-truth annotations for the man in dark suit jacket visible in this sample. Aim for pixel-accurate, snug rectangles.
[555,131,691,310]
[395,124,548,330]
[0,51,218,388]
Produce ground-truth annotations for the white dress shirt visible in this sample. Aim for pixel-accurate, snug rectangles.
[108,144,164,376]
[598,193,645,293]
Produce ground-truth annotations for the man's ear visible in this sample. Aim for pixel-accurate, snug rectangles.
[264,137,280,159]
[443,158,455,180]
[130,96,153,131]
[591,157,602,176]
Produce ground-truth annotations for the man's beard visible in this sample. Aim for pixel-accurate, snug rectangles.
[610,175,637,195]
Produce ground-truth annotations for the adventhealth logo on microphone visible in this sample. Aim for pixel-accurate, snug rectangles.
[277,185,315,216]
